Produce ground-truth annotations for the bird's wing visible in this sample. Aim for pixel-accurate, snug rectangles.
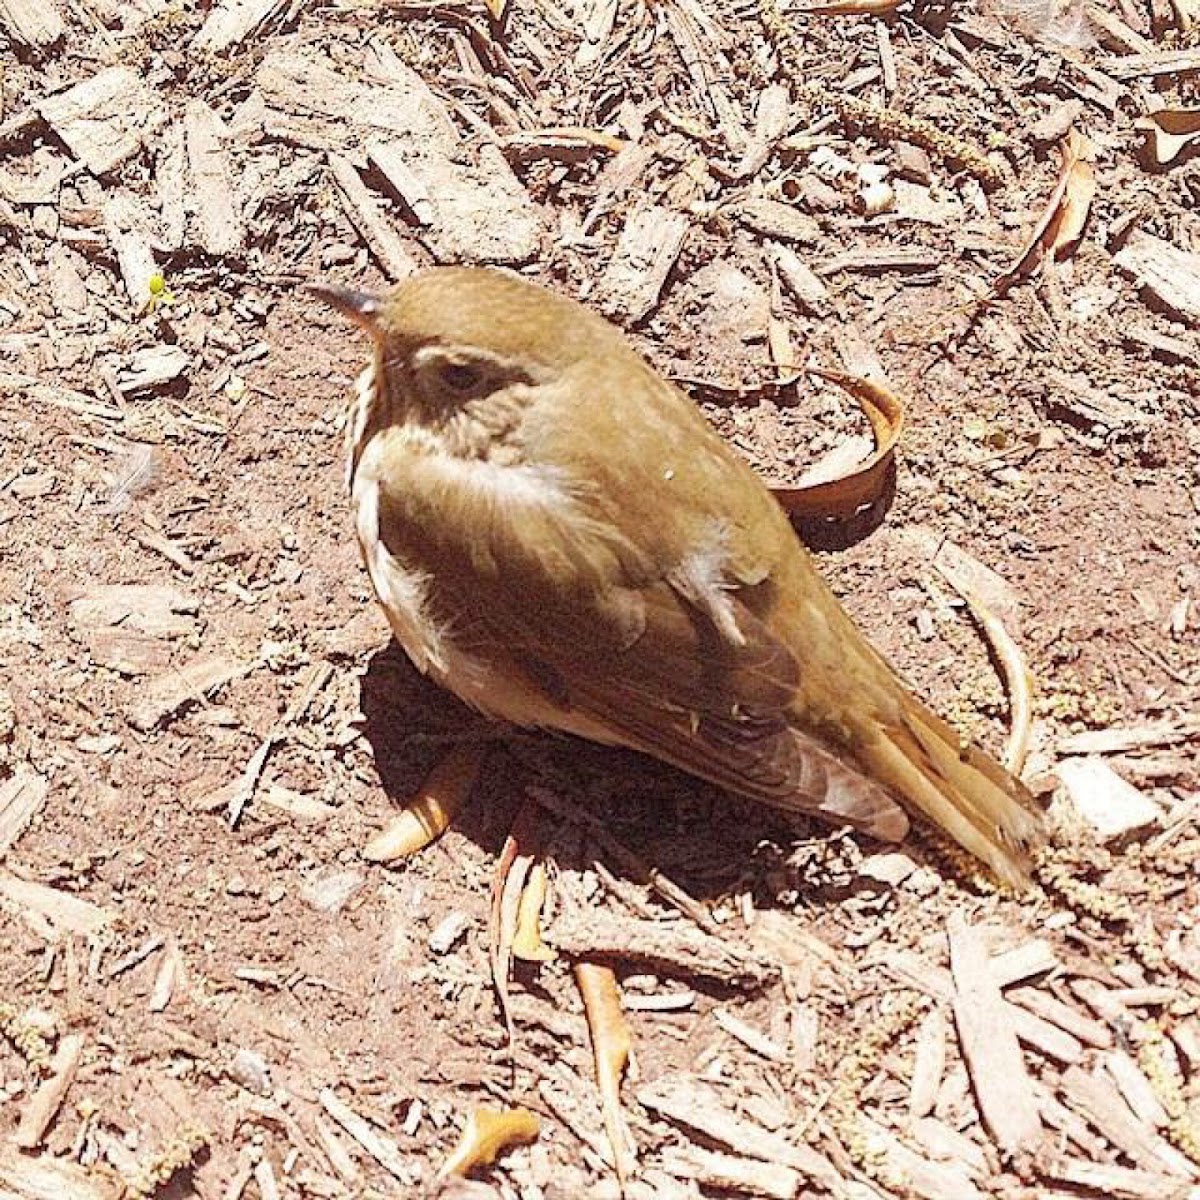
[365,387,908,840]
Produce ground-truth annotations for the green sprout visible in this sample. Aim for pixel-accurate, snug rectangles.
[145,271,176,315]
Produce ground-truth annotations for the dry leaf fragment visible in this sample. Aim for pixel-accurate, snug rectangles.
[437,1106,540,1180]
[769,369,904,520]
[576,962,637,1184]
[934,557,1035,775]
[489,801,542,1043]
[512,860,555,962]
[1135,108,1200,166]
[361,744,485,861]
[994,129,1096,292]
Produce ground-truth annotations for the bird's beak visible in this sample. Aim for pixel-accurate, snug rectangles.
[307,283,386,334]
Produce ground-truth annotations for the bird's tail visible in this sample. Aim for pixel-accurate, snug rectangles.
[858,692,1043,888]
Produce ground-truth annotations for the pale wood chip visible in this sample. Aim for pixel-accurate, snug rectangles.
[193,0,286,52]
[1044,1156,1191,1200]
[819,247,941,276]
[155,121,187,252]
[1104,1050,1170,1127]
[0,1145,121,1200]
[1056,757,1163,840]
[0,0,64,48]
[1114,230,1200,325]
[368,139,542,264]
[1058,1064,1190,1175]
[712,1008,789,1063]
[947,915,1041,1156]
[256,49,458,153]
[734,197,820,244]
[1009,986,1114,1049]
[148,938,181,1013]
[327,154,420,281]
[1035,1081,1111,1157]
[185,100,245,256]
[574,0,619,67]
[103,194,158,307]
[638,1075,841,1189]
[909,1116,990,1178]
[860,1115,985,1200]
[126,656,256,732]
[318,1088,417,1185]
[1058,717,1200,756]
[660,1144,801,1200]
[0,768,49,858]
[1104,48,1200,79]
[546,908,773,988]
[14,1033,86,1148]
[594,205,689,322]
[909,1006,948,1118]
[0,871,113,936]
[117,345,192,395]
[39,67,168,176]
[1005,1004,1086,1064]
[989,938,1060,987]
[771,242,832,317]
[68,584,197,639]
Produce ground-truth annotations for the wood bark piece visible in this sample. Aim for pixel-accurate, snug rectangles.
[126,655,255,731]
[660,1145,801,1199]
[327,154,419,281]
[860,1116,985,1200]
[771,242,831,316]
[39,67,168,176]
[594,205,689,322]
[1059,1064,1191,1175]
[0,0,65,50]
[193,0,285,52]
[1104,48,1200,78]
[368,139,542,264]
[0,871,113,936]
[255,50,460,153]
[1044,1156,1191,1199]
[735,197,821,244]
[0,769,49,858]
[14,1034,85,1148]
[0,1146,121,1200]
[185,100,244,256]
[1114,230,1200,325]
[156,121,187,252]
[318,1088,417,1186]
[103,194,158,307]
[910,1006,948,1118]
[1007,988,1112,1050]
[947,915,1041,1156]
[117,345,191,394]
[68,584,197,638]
[638,1076,841,1189]
[547,908,773,988]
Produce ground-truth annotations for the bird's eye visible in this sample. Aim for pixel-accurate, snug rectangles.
[439,362,483,393]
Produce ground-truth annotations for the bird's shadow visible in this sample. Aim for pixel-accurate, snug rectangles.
[358,641,879,909]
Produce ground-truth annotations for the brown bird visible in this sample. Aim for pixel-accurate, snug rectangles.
[314,268,1042,886]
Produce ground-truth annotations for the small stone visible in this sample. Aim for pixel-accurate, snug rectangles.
[230,1047,272,1097]
[857,851,918,889]
[1055,757,1162,841]
[428,912,470,954]
[301,868,364,912]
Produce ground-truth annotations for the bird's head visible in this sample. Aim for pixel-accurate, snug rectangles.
[310,267,629,420]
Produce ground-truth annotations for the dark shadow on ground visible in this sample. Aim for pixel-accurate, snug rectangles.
[358,640,887,909]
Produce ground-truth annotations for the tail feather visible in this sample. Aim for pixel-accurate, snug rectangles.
[860,696,1043,888]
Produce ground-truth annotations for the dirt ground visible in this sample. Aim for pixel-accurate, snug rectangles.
[2,1,1199,1198]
